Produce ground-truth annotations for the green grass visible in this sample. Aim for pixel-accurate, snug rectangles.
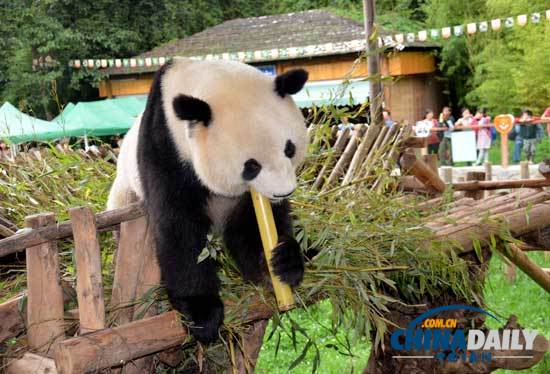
[488,135,549,165]
[257,252,550,373]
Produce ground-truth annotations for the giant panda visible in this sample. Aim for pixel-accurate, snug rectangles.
[107,58,309,343]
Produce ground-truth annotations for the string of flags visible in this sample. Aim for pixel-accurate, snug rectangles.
[32,9,550,70]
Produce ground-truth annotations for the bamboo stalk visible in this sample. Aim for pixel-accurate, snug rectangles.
[0,201,145,257]
[250,188,294,310]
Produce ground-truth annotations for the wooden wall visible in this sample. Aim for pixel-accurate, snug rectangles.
[99,76,153,98]
[99,51,444,122]
[385,73,444,123]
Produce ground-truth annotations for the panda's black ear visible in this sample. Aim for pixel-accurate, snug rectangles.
[275,69,308,98]
[172,94,212,126]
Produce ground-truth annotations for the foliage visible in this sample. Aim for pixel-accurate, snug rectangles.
[423,0,550,114]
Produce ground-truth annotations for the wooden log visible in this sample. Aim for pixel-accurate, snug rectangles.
[0,215,17,232]
[443,202,550,253]
[69,207,106,334]
[312,127,350,190]
[6,353,57,374]
[53,311,187,374]
[400,153,446,193]
[539,159,550,179]
[25,213,65,355]
[451,178,550,191]
[441,166,453,183]
[0,201,145,257]
[229,319,269,374]
[422,154,438,173]
[464,171,486,200]
[0,223,15,238]
[0,293,25,342]
[499,244,550,292]
[520,161,530,179]
[402,136,427,148]
[341,124,383,186]
[322,128,362,189]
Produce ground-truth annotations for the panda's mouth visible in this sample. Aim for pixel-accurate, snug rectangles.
[273,191,293,199]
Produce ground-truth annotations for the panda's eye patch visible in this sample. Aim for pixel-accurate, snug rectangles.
[284,140,296,158]
[242,159,262,180]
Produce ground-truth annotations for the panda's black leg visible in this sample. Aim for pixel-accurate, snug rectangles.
[224,195,304,287]
[153,208,224,344]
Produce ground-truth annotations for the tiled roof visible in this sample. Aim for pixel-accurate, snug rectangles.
[106,10,437,75]
[140,10,366,58]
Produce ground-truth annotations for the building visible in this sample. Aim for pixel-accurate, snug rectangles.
[99,10,444,123]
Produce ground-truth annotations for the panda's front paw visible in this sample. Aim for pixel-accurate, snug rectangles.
[271,236,304,287]
[174,295,224,344]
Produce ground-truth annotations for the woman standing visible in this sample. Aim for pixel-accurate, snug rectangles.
[415,109,440,154]
[474,108,492,165]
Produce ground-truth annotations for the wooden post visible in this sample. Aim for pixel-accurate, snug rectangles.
[484,162,493,196]
[464,171,485,200]
[69,207,106,334]
[422,154,439,173]
[441,166,453,184]
[500,244,550,292]
[229,320,269,374]
[520,161,530,179]
[25,213,65,355]
[400,153,446,193]
[363,0,383,127]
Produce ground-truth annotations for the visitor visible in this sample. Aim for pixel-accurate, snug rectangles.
[541,106,550,137]
[437,106,455,166]
[383,109,395,128]
[454,108,475,130]
[414,109,439,154]
[510,122,523,164]
[474,108,491,165]
[519,109,538,163]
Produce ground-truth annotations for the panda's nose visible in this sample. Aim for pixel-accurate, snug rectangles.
[273,188,296,198]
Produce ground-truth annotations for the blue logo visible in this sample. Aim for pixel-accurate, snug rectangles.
[390,305,540,363]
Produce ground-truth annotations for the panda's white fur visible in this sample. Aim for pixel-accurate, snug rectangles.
[107,58,308,344]
[108,58,307,222]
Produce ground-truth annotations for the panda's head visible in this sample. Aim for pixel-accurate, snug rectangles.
[161,58,308,200]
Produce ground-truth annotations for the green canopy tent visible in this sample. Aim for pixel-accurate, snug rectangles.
[52,102,76,123]
[56,96,146,137]
[0,102,79,144]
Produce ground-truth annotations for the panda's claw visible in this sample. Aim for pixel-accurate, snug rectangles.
[270,236,304,287]
[172,295,224,344]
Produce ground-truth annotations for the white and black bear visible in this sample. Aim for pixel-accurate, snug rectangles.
[107,58,309,343]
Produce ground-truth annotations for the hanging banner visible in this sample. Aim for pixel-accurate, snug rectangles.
[67,8,550,70]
